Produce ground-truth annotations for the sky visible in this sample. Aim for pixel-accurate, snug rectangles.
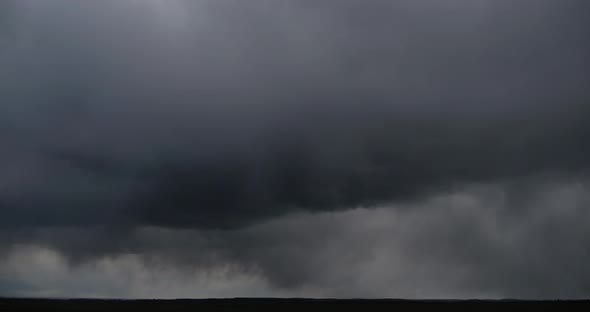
[1,0,589,299]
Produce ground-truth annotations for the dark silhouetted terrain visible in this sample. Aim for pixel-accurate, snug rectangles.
[1,298,590,311]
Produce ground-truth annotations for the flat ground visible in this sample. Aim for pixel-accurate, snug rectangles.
[2,298,590,311]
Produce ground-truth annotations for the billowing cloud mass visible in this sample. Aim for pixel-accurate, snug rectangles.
[1,0,589,299]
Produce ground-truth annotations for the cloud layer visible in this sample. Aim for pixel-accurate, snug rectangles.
[1,0,589,298]
[3,179,590,299]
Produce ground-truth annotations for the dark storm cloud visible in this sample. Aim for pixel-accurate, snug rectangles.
[1,0,588,229]
[1,0,590,299]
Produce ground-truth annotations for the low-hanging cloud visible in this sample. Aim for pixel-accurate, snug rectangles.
[2,178,590,299]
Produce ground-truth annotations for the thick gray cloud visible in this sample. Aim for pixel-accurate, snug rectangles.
[1,0,589,298]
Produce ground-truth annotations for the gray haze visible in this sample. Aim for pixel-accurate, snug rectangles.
[1,0,589,298]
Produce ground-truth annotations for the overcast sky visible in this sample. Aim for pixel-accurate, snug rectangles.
[1,0,589,299]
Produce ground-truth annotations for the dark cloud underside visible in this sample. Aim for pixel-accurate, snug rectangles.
[1,0,589,229]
